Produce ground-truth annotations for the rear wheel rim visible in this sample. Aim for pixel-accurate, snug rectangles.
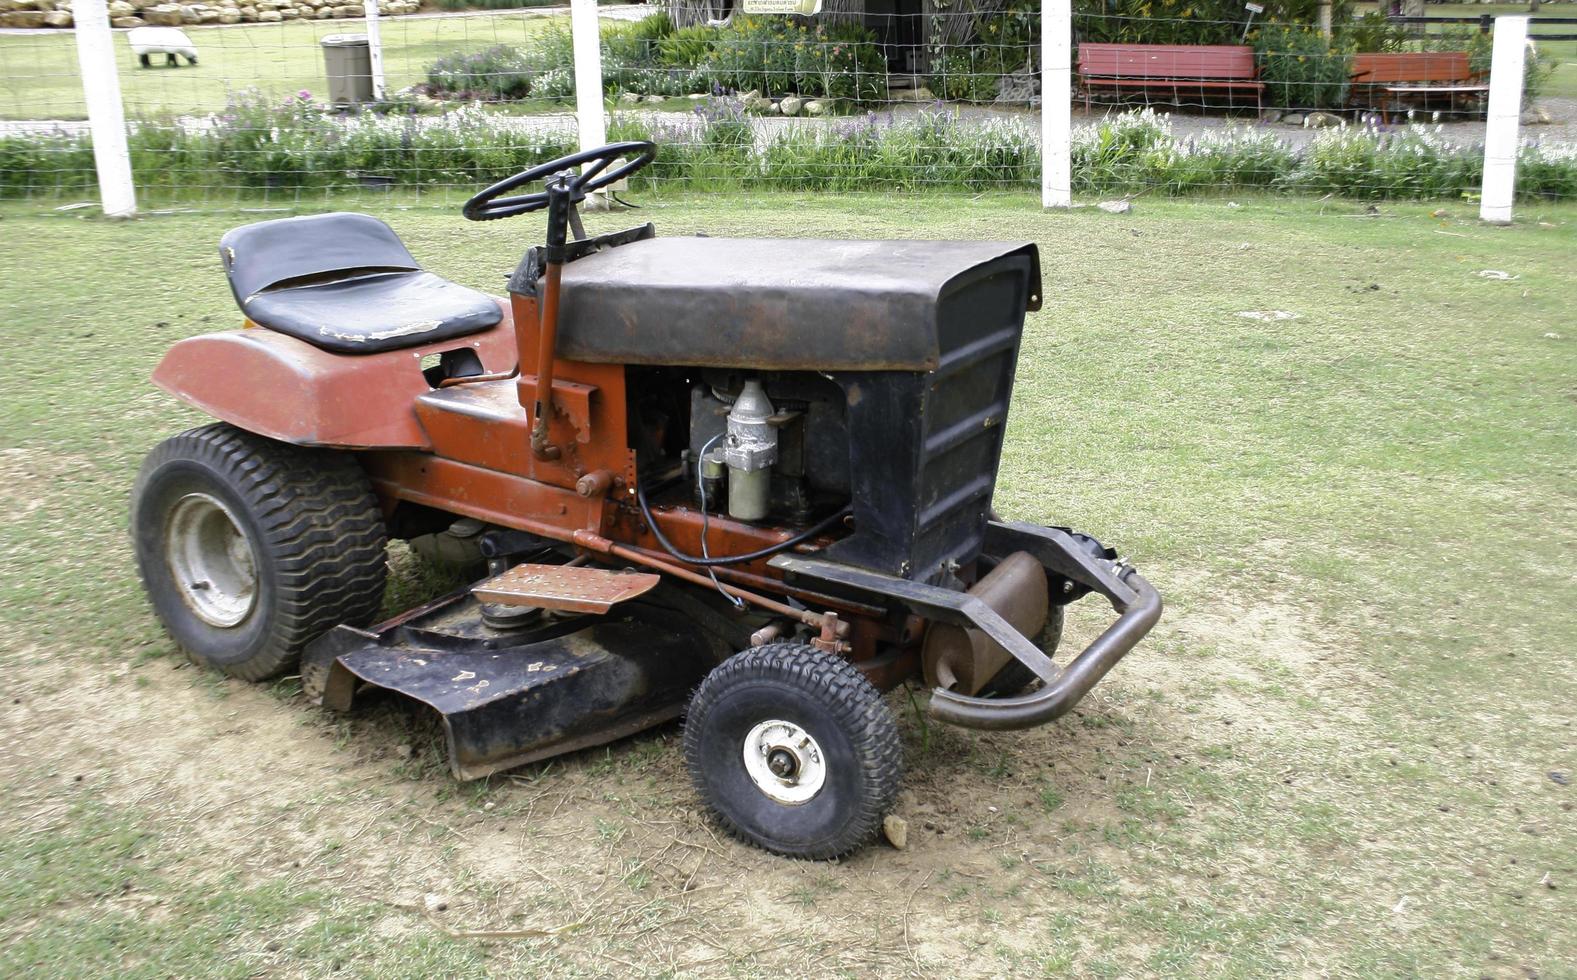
[742,719,827,805]
[164,492,258,629]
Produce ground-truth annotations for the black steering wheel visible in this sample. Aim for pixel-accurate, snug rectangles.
[462,141,656,222]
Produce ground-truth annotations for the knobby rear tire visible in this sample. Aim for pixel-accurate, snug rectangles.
[130,422,387,681]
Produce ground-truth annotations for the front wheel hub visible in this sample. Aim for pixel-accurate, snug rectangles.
[742,720,826,805]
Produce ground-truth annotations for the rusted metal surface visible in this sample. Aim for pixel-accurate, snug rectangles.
[472,563,660,613]
[150,304,515,449]
[552,238,1042,371]
[571,528,848,639]
[530,261,565,460]
[921,550,1048,695]
[362,451,607,533]
[773,523,1163,730]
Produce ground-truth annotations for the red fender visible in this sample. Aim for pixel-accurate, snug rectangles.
[150,304,517,449]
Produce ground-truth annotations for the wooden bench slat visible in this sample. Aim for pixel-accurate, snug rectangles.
[1351,51,1480,85]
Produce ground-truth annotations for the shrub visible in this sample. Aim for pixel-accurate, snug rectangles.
[708,16,802,96]
[1253,23,1353,110]
[927,49,1006,103]
[794,23,887,102]
[659,25,722,69]
[425,44,537,100]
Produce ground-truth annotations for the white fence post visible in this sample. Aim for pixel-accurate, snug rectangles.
[1041,0,1071,209]
[364,0,386,101]
[72,0,136,217]
[1480,16,1529,225]
[571,0,607,159]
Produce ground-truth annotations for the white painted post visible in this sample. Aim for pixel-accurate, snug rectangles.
[72,0,136,217]
[570,0,607,156]
[364,0,386,101]
[1480,16,1529,225]
[1041,0,1071,208]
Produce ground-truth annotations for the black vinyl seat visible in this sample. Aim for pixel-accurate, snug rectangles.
[219,212,503,355]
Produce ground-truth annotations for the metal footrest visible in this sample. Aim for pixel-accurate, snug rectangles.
[472,562,660,614]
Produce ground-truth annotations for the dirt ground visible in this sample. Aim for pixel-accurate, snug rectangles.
[2,194,1573,977]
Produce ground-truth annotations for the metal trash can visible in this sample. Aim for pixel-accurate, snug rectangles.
[321,33,373,105]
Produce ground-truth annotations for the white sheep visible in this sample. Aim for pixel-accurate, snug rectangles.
[127,27,199,69]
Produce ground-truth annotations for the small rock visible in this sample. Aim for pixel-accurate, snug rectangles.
[779,96,802,117]
[394,744,413,759]
[423,893,448,912]
[1551,771,1571,786]
[644,94,665,104]
[1280,112,1305,126]
[1260,109,1282,124]
[994,62,1039,105]
[1520,107,1552,126]
[892,86,935,103]
[1304,111,1344,129]
[804,100,825,116]
[618,91,641,105]
[687,93,707,100]
[740,89,761,104]
[1097,199,1132,214]
[882,814,908,850]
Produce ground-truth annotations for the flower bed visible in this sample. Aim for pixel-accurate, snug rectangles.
[0,98,1572,202]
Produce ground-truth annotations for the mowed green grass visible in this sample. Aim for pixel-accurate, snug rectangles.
[0,10,562,120]
[0,193,1573,977]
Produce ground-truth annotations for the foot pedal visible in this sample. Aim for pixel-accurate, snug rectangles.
[472,563,660,614]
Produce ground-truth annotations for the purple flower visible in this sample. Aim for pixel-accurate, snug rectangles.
[297,89,312,101]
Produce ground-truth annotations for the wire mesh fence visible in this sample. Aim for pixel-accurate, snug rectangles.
[0,1,1572,209]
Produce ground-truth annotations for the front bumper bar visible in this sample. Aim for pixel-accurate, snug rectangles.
[769,521,1162,731]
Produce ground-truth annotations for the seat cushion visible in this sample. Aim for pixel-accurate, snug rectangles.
[219,212,503,355]
[243,270,503,354]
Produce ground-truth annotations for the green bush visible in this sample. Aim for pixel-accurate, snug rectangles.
[425,44,538,100]
[928,49,1006,103]
[660,25,722,69]
[708,16,803,96]
[793,23,887,102]
[1253,23,1353,110]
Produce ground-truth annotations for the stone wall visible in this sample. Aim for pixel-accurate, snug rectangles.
[0,0,422,30]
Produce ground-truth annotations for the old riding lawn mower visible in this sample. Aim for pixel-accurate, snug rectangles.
[131,142,1161,859]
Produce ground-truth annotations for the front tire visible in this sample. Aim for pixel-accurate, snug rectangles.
[130,423,388,681]
[683,644,901,860]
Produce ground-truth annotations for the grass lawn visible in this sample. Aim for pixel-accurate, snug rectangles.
[2,4,1570,122]
[0,11,564,121]
[1,192,1574,976]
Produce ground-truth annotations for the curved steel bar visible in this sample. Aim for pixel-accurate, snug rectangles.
[926,570,1161,730]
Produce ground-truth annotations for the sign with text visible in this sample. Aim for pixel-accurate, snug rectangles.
[742,0,824,14]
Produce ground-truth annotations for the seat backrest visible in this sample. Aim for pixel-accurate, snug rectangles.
[1352,51,1475,84]
[1079,43,1258,80]
[219,212,421,300]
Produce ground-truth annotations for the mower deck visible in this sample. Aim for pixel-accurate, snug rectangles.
[303,587,721,779]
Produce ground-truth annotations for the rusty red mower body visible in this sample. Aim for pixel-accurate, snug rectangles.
[131,143,1161,858]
